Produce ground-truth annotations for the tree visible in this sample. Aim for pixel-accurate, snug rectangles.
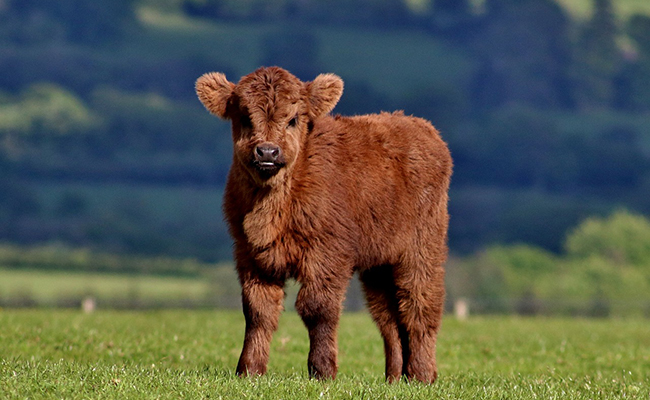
[260,26,320,81]
[470,0,573,110]
[565,210,650,267]
[571,0,624,109]
[428,0,476,40]
[560,210,650,315]
[0,151,41,240]
[0,84,98,138]
[183,0,291,22]
[484,245,558,299]
[3,0,138,45]
[623,14,650,111]
[183,0,412,28]
[456,210,650,316]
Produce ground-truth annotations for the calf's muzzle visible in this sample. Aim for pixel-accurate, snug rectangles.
[254,143,283,164]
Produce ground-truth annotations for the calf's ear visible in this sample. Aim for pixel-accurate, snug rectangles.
[307,73,344,119]
[196,72,235,119]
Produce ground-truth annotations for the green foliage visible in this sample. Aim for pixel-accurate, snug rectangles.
[0,84,98,136]
[482,246,558,298]
[445,255,510,313]
[457,210,650,316]
[625,14,650,110]
[557,0,650,19]
[2,0,650,257]
[560,211,650,314]
[565,209,650,266]
[1,0,138,45]
[90,87,223,154]
[0,244,200,276]
[1,311,648,399]
[471,0,573,109]
[458,107,567,188]
[183,0,412,27]
[260,26,320,81]
[184,0,292,21]
[571,0,625,109]
[430,0,473,29]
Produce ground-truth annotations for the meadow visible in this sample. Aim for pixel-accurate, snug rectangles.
[0,268,211,307]
[1,310,648,399]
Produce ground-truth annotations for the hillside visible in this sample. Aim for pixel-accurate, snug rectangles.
[2,0,650,259]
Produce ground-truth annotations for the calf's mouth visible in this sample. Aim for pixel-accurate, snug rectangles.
[253,160,285,172]
[251,143,286,178]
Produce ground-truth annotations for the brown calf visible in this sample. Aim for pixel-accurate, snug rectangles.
[195,67,452,383]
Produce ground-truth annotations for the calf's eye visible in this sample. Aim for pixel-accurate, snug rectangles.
[288,115,298,128]
[240,115,252,129]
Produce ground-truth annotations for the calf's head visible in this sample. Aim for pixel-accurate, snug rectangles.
[196,67,343,186]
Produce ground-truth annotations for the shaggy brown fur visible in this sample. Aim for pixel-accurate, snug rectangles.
[195,67,452,383]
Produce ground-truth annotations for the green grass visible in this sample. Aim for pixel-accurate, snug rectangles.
[1,310,648,399]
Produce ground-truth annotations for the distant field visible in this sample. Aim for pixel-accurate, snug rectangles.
[0,268,211,307]
[0,267,299,310]
[1,310,648,399]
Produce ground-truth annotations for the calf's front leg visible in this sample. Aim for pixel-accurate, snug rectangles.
[236,277,285,376]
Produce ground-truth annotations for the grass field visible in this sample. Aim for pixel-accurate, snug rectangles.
[0,267,298,309]
[1,310,648,399]
[0,268,212,306]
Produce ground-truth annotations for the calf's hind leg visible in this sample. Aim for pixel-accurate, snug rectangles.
[359,265,403,382]
[394,254,445,383]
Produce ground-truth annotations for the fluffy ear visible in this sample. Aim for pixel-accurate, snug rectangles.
[195,72,235,119]
[307,73,344,119]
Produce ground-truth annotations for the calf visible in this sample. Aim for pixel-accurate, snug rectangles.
[195,66,452,383]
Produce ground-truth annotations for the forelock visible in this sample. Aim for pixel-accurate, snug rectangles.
[235,67,304,121]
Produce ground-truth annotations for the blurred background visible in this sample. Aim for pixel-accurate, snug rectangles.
[1,0,649,316]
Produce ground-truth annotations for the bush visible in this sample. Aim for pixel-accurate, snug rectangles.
[0,244,212,277]
[565,209,650,266]
[90,87,226,154]
[0,83,99,136]
[457,210,650,316]
[2,0,138,45]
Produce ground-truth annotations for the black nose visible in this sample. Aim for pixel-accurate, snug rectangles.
[255,144,282,163]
